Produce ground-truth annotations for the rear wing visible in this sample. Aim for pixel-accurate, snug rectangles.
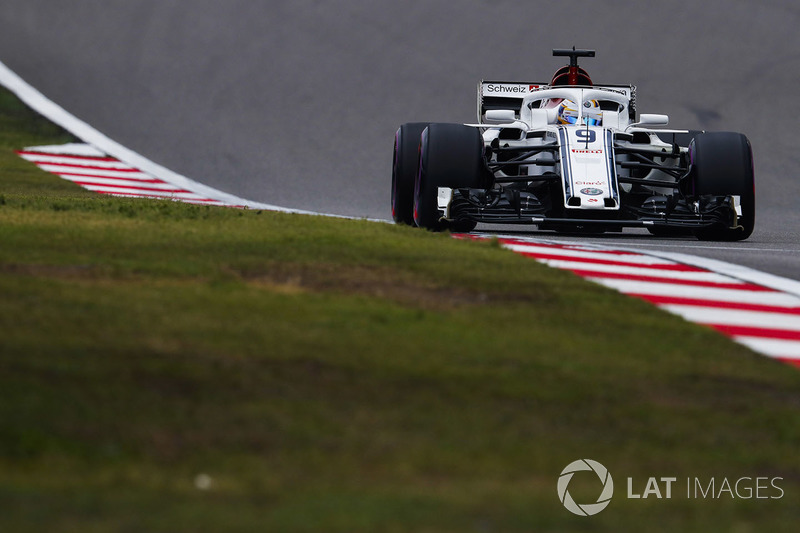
[477,81,637,122]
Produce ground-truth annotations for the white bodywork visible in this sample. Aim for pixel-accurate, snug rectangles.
[462,83,688,212]
[558,125,619,209]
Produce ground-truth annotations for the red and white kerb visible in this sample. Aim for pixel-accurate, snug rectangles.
[17,143,237,206]
[498,238,800,368]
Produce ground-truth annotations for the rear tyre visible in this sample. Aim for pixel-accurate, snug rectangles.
[391,122,428,225]
[689,132,755,241]
[413,123,487,231]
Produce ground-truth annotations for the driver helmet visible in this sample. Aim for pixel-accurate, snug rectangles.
[557,99,602,126]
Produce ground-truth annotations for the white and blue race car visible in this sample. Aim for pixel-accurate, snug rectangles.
[392,48,754,240]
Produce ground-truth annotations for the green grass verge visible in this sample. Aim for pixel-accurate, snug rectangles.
[1,85,799,532]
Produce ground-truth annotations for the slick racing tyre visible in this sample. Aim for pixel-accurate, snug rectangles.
[690,132,755,241]
[391,122,428,226]
[413,123,487,231]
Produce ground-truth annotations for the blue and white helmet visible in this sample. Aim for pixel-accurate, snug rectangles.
[557,99,602,126]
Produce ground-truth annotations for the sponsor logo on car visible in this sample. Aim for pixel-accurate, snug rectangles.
[580,188,605,195]
[599,87,629,96]
[572,149,603,154]
[485,84,532,94]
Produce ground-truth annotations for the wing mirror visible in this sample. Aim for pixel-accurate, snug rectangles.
[484,109,517,123]
[633,114,669,127]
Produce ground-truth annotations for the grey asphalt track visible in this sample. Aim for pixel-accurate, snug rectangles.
[0,1,798,278]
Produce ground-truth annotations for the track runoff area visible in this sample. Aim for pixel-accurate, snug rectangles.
[3,59,800,369]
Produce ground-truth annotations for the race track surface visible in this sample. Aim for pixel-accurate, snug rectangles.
[0,1,798,278]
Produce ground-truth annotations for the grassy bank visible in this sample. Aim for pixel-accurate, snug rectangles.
[1,86,799,531]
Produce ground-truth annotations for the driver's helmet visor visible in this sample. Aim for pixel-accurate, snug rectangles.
[558,99,602,126]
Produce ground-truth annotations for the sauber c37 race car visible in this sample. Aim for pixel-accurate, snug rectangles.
[391,48,755,240]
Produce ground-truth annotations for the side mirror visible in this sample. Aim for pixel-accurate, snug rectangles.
[484,109,516,123]
[634,114,669,127]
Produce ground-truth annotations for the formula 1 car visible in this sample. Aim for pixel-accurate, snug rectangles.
[391,48,755,240]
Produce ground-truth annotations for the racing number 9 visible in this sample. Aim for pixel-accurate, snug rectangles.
[575,129,596,143]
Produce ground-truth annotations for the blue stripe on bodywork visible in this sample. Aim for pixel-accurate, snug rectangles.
[558,127,572,203]
[604,129,619,201]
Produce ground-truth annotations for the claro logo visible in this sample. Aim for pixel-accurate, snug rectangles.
[557,459,614,516]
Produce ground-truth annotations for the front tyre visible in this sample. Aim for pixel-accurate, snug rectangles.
[690,132,755,241]
[391,122,428,225]
[413,123,487,231]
